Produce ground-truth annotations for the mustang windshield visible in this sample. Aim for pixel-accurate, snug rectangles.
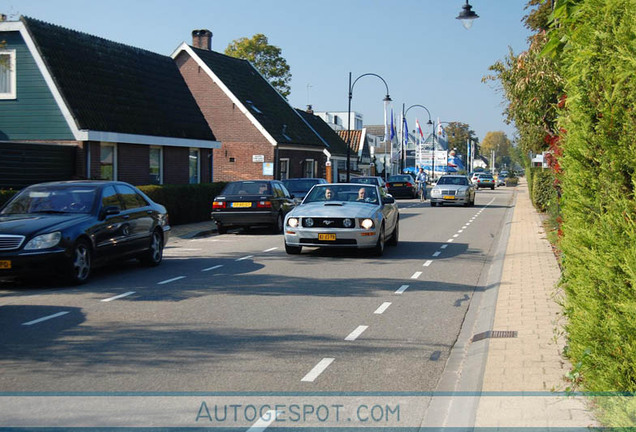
[304,185,378,204]
[1,186,97,215]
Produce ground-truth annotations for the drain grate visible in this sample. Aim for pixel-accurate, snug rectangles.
[472,330,518,342]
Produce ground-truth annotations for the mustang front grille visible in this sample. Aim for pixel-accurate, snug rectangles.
[301,218,356,228]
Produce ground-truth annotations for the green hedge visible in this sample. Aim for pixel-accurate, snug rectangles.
[530,168,558,213]
[0,190,18,208]
[555,0,636,404]
[139,183,227,226]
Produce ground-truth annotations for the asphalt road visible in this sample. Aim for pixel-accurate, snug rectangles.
[0,187,515,426]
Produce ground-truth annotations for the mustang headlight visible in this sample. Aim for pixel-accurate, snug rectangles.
[24,232,62,250]
[287,217,299,228]
[343,218,353,228]
[360,218,374,230]
[305,217,314,227]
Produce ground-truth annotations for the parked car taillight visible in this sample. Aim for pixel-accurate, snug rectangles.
[257,201,272,208]
[406,182,413,187]
[213,201,226,209]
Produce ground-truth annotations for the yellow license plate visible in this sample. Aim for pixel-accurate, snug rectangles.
[393,183,404,187]
[443,195,455,200]
[231,202,252,208]
[0,260,11,269]
[318,233,336,241]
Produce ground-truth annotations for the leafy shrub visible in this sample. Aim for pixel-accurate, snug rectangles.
[505,177,519,187]
[0,190,18,208]
[139,183,227,226]
[530,168,558,213]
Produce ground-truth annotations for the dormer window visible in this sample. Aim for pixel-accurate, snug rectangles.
[0,50,16,100]
[245,100,262,114]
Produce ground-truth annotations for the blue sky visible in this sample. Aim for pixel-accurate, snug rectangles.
[2,0,532,142]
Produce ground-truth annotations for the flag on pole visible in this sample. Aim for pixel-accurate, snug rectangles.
[416,119,424,138]
[436,118,446,140]
[390,109,395,140]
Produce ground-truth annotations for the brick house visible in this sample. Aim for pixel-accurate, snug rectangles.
[0,16,219,189]
[172,31,332,182]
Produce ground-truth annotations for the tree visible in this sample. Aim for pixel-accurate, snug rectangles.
[480,131,512,170]
[225,34,292,98]
[444,122,478,160]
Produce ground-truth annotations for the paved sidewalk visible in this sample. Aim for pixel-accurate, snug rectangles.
[474,178,598,428]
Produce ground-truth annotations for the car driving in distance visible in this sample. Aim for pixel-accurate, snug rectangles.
[386,174,418,199]
[0,180,170,284]
[283,183,399,256]
[212,180,295,234]
[349,176,389,194]
[474,173,496,190]
[430,175,475,207]
[281,178,328,202]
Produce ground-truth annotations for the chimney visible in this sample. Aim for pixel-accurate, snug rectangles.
[306,104,314,114]
[192,29,212,50]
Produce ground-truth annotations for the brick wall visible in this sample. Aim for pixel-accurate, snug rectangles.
[175,53,276,182]
[279,148,328,179]
[117,143,149,185]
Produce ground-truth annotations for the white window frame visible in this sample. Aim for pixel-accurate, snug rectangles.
[100,143,118,181]
[189,148,201,184]
[149,146,163,185]
[0,49,17,100]
[279,158,289,180]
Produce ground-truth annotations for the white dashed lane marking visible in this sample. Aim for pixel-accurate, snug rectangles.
[345,325,369,341]
[301,358,334,382]
[22,311,69,326]
[202,264,223,272]
[158,276,186,285]
[395,285,409,294]
[101,292,135,302]
[374,302,392,315]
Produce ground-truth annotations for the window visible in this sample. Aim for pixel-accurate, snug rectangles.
[101,186,120,209]
[100,143,117,180]
[115,185,148,209]
[0,50,16,100]
[149,147,162,185]
[189,148,200,184]
[279,159,289,180]
[304,159,315,178]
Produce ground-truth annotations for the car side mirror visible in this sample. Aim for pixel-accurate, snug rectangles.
[382,196,395,205]
[100,205,121,219]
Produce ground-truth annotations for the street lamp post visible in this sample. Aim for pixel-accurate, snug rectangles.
[401,104,433,174]
[456,0,479,30]
[347,72,391,182]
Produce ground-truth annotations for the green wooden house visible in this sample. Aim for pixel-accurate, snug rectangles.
[0,16,219,189]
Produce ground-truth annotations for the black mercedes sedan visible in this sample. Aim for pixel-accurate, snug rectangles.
[211,180,295,234]
[0,181,170,284]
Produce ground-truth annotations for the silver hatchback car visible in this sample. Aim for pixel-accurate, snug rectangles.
[430,175,476,207]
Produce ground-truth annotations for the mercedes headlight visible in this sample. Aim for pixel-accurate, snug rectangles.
[431,189,441,197]
[24,232,62,250]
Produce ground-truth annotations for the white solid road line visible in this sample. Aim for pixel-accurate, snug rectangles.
[101,291,135,302]
[410,271,422,279]
[423,260,433,267]
[301,358,335,382]
[246,410,280,432]
[202,264,223,272]
[345,325,369,341]
[395,285,409,294]
[236,255,254,261]
[263,247,278,252]
[374,302,392,315]
[158,276,186,285]
[22,311,69,326]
